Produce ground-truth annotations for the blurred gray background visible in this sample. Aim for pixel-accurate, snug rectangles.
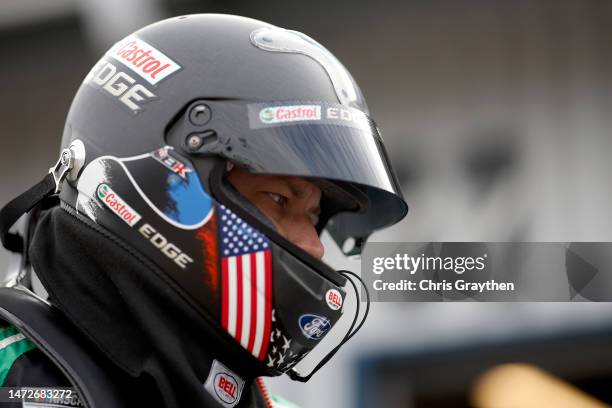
[2,0,612,407]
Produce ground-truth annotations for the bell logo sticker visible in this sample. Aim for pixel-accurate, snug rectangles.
[204,360,245,407]
[215,373,239,403]
[326,289,343,311]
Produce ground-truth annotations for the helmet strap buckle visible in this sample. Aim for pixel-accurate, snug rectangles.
[48,140,86,194]
[49,148,74,194]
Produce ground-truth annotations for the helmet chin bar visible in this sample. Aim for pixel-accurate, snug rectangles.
[288,270,370,382]
[204,163,370,382]
[205,161,371,382]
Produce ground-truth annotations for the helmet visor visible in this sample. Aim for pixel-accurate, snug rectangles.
[245,103,398,192]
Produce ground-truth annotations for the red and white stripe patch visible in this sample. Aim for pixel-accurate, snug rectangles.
[222,250,272,360]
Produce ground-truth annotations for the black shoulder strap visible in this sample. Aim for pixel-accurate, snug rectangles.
[0,287,130,408]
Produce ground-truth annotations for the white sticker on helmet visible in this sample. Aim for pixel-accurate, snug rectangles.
[325,288,343,311]
[259,105,321,125]
[204,360,245,407]
[248,101,370,130]
[108,35,182,85]
[97,183,142,227]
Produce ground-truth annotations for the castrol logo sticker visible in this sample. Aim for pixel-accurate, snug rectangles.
[107,35,181,85]
[249,102,370,130]
[259,105,321,124]
[97,183,142,227]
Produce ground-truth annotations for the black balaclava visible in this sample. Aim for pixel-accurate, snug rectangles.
[30,204,267,407]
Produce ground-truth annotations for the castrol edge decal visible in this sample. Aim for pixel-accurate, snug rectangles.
[84,35,181,114]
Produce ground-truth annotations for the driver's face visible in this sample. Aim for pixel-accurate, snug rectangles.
[226,167,324,259]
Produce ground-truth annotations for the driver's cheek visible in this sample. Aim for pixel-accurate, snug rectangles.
[277,215,324,260]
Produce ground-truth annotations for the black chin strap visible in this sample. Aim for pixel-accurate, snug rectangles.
[288,270,371,382]
[0,174,56,253]
[0,145,77,254]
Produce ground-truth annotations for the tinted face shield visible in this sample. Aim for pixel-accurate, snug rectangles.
[168,100,408,255]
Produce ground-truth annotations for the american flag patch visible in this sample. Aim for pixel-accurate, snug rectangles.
[219,205,272,361]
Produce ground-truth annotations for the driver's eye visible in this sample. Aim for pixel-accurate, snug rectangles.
[268,192,287,206]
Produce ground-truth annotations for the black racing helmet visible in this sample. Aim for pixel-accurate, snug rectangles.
[56,14,407,377]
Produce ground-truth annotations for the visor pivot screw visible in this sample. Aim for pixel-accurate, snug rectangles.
[187,134,203,150]
[188,104,211,126]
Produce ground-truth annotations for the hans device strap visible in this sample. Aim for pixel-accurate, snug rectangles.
[0,141,85,253]
[0,288,129,408]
